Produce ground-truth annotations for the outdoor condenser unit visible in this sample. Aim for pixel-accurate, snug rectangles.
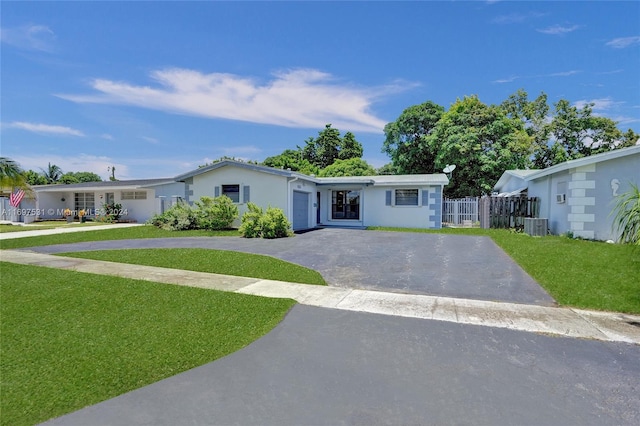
[524,218,548,237]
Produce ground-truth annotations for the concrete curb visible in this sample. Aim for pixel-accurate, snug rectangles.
[2,249,639,344]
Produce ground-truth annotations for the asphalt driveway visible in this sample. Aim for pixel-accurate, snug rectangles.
[27,228,555,305]
[43,305,640,426]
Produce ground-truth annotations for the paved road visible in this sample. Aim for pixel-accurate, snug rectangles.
[44,305,640,426]
[26,228,555,306]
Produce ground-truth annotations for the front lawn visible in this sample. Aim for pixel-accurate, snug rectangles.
[369,227,640,314]
[0,262,296,426]
[60,248,327,285]
[0,225,239,249]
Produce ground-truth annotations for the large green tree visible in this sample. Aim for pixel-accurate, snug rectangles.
[301,124,364,169]
[59,171,102,184]
[262,149,320,175]
[318,158,376,177]
[500,89,551,169]
[382,101,445,174]
[24,170,47,186]
[426,96,533,197]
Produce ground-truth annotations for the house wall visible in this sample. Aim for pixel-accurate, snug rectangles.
[36,188,158,223]
[317,184,443,229]
[590,153,639,241]
[36,191,74,219]
[528,171,571,236]
[529,152,639,241]
[317,184,367,227]
[112,190,156,223]
[188,167,291,228]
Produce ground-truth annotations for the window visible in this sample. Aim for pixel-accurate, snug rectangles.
[395,189,419,206]
[222,185,240,203]
[332,190,360,220]
[121,191,147,200]
[75,192,95,212]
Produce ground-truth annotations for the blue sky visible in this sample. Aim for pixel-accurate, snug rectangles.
[2,1,639,180]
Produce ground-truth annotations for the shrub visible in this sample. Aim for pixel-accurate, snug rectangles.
[194,195,238,230]
[239,203,263,238]
[260,207,292,239]
[147,202,198,231]
[239,204,292,239]
[102,202,123,222]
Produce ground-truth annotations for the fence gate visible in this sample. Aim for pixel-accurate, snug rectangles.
[479,196,540,229]
[442,197,479,226]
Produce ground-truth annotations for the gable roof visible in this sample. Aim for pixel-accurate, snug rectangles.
[174,159,449,186]
[174,160,315,182]
[32,178,176,192]
[493,169,540,191]
[525,145,640,181]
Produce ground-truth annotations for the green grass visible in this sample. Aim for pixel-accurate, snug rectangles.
[0,222,107,233]
[0,224,58,233]
[60,248,327,285]
[369,227,640,314]
[0,262,296,426]
[0,225,240,249]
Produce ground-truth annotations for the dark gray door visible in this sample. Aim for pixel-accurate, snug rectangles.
[292,191,309,230]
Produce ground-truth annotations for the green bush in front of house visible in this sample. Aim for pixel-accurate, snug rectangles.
[194,195,239,230]
[148,196,239,231]
[148,202,199,231]
[260,206,292,239]
[239,203,264,238]
[239,203,292,239]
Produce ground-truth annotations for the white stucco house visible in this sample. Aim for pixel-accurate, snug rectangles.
[493,145,640,241]
[174,160,449,231]
[32,179,186,223]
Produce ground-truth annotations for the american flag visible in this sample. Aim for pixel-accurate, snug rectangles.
[9,189,25,207]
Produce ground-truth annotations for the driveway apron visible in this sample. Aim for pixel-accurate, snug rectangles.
[43,305,640,426]
[26,228,555,305]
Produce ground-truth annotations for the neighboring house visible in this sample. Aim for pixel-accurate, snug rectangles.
[32,179,186,223]
[174,160,449,230]
[494,145,640,241]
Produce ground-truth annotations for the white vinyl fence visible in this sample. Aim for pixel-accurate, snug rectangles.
[442,197,479,226]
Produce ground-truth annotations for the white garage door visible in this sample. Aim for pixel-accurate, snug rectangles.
[292,191,309,230]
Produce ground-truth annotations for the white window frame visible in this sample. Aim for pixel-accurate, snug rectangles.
[121,191,147,200]
[394,189,419,206]
[222,184,240,203]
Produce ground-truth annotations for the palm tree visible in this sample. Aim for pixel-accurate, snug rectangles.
[612,182,640,245]
[0,157,31,196]
[41,162,62,184]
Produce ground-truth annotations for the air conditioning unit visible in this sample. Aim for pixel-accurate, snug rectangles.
[556,194,566,203]
[524,218,548,237]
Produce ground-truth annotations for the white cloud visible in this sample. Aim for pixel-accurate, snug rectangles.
[548,70,580,77]
[57,68,414,133]
[492,70,580,84]
[7,121,85,137]
[537,24,579,35]
[100,133,114,140]
[0,24,56,52]
[605,36,640,49]
[574,97,617,111]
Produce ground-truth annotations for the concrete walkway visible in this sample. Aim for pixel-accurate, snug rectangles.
[0,223,142,240]
[2,249,639,344]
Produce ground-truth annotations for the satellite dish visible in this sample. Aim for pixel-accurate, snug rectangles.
[443,164,456,173]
